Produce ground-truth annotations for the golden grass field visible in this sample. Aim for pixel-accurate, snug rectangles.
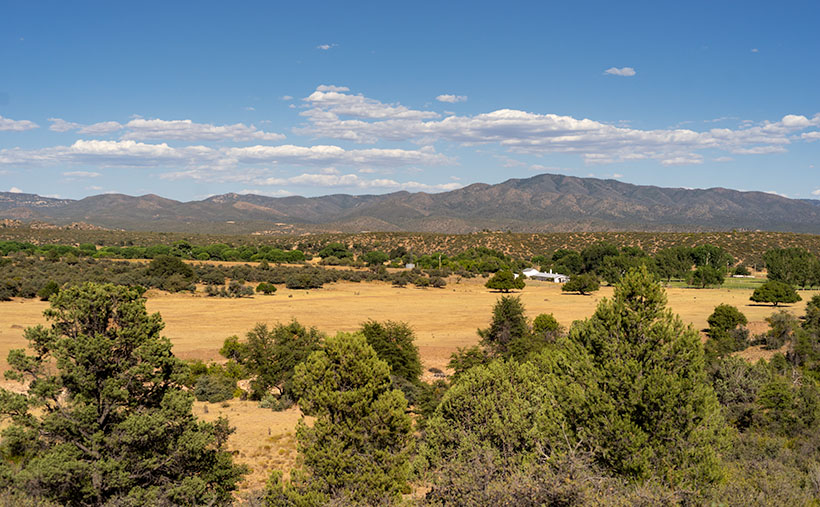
[1,276,817,493]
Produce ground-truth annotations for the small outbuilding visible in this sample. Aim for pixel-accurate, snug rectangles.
[521,267,569,283]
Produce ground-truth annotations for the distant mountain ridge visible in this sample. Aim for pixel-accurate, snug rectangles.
[2,173,820,234]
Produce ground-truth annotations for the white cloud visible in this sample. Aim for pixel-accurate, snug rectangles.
[764,190,788,198]
[48,118,82,132]
[226,144,451,167]
[751,48,759,53]
[281,95,294,101]
[660,155,704,166]
[8,186,23,193]
[812,189,820,196]
[0,115,38,131]
[122,118,285,142]
[244,106,256,111]
[436,94,468,103]
[63,171,101,178]
[316,43,338,50]
[49,117,285,142]
[802,131,820,141]
[254,172,462,192]
[612,173,624,178]
[713,156,734,162]
[296,86,820,165]
[604,67,636,77]
[730,145,787,155]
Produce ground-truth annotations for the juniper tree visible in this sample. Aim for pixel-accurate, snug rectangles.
[0,283,246,505]
[267,333,413,505]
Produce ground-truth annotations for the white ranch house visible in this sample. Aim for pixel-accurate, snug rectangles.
[518,267,570,283]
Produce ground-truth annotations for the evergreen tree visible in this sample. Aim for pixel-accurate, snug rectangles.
[221,321,324,400]
[552,266,729,486]
[477,295,529,358]
[360,320,422,385]
[0,283,246,505]
[268,333,413,505]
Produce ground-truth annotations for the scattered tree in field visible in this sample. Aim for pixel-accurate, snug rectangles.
[484,269,525,292]
[751,280,802,306]
[561,273,600,295]
[708,304,748,335]
[0,283,246,505]
[255,281,277,294]
[267,333,413,505]
[220,321,324,401]
[477,295,529,358]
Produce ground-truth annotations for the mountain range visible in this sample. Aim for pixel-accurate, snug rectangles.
[2,173,819,234]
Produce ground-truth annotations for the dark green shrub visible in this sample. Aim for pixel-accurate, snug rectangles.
[194,374,237,403]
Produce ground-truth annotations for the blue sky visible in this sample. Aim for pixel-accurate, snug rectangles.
[1,1,818,201]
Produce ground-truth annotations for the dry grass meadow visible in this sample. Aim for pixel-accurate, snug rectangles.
[1,276,817,493]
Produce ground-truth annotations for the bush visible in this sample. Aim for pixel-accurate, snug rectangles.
[762,311,799,350]
[259,393,295,411]
[707,304,748,336]
[286,273,323,290]
[256,282,277,295]
[561,273,600,294]
[36,280,60,301]
[194,374,237,403]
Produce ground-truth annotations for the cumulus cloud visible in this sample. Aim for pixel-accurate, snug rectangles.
[0,115,38,131]
[604,67,636,77]
[316,43,337,50]
[812,189,820,196]
[802,131,820,141]
[436,94,467,103]
[8,186,23,193]
[296,86,820,165]
[48,117,285,142]
[226,144,451,167]
[122,119,285,141]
